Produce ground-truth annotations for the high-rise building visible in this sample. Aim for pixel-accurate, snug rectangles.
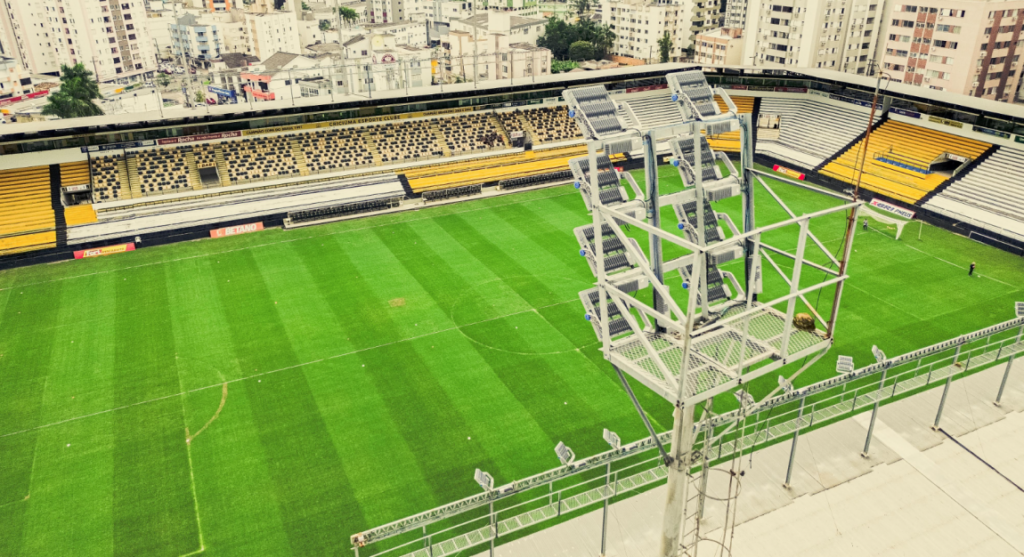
[742,0,887,75]
[0,0,157,81]
[723,0,748,29]
[881,1,1024,103]
[602,0,721,63]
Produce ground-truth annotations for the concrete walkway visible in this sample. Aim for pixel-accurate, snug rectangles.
[482,357,1024,557]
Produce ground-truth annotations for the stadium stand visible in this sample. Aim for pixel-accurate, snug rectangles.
[0,166,56,253]
[368,119,444,163]
[496,106,583,144]
[624,95,683,129]
[924,146,1024,240]
[90,155,125,201]
[706,95,754,153]
[194,143,218,171]
[405,145,595,193]
[223,135,300,183]
[59,161,91,188]
[756,97,879,168]
[64,204,98,226]
[300,127,375,172]
[437,112,505,154]
[135,147,192,195]
[820,120,990,204]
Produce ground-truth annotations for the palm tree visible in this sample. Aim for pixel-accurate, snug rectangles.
[41,63,104,119]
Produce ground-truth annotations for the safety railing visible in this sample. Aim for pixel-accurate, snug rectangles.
[351,316,1024,557]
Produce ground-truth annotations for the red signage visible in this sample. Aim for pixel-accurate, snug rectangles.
[243,85,275,100]
[157,131,241,146]
[210,222,264,238]
[772,165,806,180]
[625,84,668,94]
[74,242,135,259]
[0,90,49,107]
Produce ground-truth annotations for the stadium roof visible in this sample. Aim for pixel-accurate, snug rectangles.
[4,64,1024,138]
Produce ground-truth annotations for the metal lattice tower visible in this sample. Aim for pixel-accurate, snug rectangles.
[563,70,862,557]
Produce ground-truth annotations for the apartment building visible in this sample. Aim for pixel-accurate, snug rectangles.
[881,1,1024,103]
[695,26,744,65]
[723,0,748,29]
[245,11,302,60]
[170,13,223,63]
[0,0,158,81]
[602,0,721,63]
[742,0,887,75]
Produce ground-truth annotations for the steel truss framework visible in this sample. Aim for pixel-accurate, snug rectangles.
[562,72,862,556]
[348,316,1024,557]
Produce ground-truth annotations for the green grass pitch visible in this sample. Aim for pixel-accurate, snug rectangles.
[1,164,1021,557]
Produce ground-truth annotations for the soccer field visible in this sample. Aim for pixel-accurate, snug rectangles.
[1,165,1021,557]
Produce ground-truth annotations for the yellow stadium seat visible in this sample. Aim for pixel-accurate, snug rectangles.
[705,95,754,153]
[0,166,54,240]
[65,204,98,226]
[821,120,990,204]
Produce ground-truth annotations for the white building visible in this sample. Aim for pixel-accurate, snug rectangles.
[0,57,33,99]
[444,28,550,82]
[364,21,430,47]
[695,27,744,66]
[170,14,224,65]
[602,0,720,63]
[245,11,303,60]
[340,33,433,92]
[723,0,748,30]
[449,12,547,46]
[0,0,158,82]
[431,0,476,24]
[741,0,887,75]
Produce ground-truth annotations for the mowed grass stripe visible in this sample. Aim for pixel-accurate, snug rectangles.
[183,384,294,557]
[19,417,115,557]
[112,265,198,557]
[35,274,118,429]
[375,222,613,452]
[166,258,245,389]
[290,238,454,512]
[212,249,366,556]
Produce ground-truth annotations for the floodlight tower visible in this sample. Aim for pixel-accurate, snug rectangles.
[564,70,862,557]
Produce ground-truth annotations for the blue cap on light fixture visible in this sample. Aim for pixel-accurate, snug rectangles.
[574,181,581,189]
[682,281,689,289]
[568,110,576,118]
[585,314,592,321]
[671,159,680,167]
[677,223,684,230]
[671,94,679,102]
[579,249,586,257]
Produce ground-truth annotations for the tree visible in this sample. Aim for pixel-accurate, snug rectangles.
[658,31,672,63]
[41,63,103,119]
[568,40,594,61]
[157,73,173,89]
[319,19,332,32]
[572,0,590,16]
[301,1,310,9]
[538,18,576,59]
[338,6,359,25]
[194,90,207,105]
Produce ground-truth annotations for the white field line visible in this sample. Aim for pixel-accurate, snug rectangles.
[0,298,582,440]
[0,190,579,293]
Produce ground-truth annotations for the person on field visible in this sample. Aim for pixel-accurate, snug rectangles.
[969,262,976,276]
[863,218,868,230]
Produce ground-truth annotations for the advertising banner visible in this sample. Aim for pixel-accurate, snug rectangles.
[210,222,264,238]
[928,115,964,128]
[74,243,135,259]
[870,198,916,219]
[772,164,805,180]
[208,86,237,99]
[889,107,921,118]
[0,90,49,107]
[157,131,241,146]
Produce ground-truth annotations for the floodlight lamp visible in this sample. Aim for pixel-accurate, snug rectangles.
[836,355,855,374]
[777,375,794,394]
[555,441,576,466]
[1015,302,1024,318]
[603,428,621,450]
[871,345,886,364]
[733,390,755,407]
[474,469,494,492]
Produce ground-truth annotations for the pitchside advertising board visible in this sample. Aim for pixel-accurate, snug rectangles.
[210,222,264,238]
[870,198,916,220]
[74,243,135,259]
[772,164,805,180]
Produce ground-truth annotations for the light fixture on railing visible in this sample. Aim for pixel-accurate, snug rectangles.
[836,355,855,374]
